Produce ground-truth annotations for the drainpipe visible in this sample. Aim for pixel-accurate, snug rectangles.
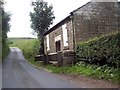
[70,13,76,64]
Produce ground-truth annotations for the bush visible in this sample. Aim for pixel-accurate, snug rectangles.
[2,41,10,61]
[76,32,120,68]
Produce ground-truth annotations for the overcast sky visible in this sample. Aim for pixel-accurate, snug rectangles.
[4,0,91,38]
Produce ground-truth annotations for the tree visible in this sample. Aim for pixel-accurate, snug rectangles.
[30,0,55,64]
[2,8,11,44]
[1,1,11,60]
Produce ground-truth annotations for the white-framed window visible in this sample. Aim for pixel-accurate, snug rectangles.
[46,35,50,51]
[62,24,68,47]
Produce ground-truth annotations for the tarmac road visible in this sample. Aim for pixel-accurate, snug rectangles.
[2,47,80,88]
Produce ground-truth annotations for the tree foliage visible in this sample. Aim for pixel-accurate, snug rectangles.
[2,8,11,44]
[1,1,11,60]
[30,0,55,64]
[30,0,55,36]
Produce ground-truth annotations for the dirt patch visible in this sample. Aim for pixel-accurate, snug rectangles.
[57,73,119,88]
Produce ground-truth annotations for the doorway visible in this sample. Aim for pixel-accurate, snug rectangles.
[55,41,61,52]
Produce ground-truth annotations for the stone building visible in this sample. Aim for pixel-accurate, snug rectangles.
[37,2,119,66]
[43,15,75,66]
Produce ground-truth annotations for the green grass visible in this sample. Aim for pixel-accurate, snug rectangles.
[44,62,119,84]
[8,38,40,65]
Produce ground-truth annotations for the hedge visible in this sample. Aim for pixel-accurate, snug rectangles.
[76,32,120,68]
[2,41,10,61]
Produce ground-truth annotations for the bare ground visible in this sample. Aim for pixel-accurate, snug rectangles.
[56,73,119,88]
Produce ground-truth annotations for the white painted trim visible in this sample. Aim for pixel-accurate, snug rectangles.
[62,24,68,47]
[46,35,50,51]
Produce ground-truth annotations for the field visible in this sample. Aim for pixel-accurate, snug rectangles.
[8,38,41,66]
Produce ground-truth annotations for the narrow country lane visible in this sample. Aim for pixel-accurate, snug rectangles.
[2,47,80,88]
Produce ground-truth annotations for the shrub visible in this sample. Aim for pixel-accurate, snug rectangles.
[2,39,10,61]
[76,32,120,68]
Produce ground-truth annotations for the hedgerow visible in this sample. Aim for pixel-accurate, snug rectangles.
[76,32,120,68]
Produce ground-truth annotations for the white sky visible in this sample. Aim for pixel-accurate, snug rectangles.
[4,0,91,38]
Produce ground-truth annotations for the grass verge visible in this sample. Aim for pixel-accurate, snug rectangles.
[44,62,119,84]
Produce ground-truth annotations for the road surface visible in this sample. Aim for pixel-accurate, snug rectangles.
[2,47,80,88]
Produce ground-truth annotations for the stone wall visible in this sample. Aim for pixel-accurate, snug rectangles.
[67,20,74,51]
[73,2,119,43]
[44,19,74,54]
[49,26,63,53]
